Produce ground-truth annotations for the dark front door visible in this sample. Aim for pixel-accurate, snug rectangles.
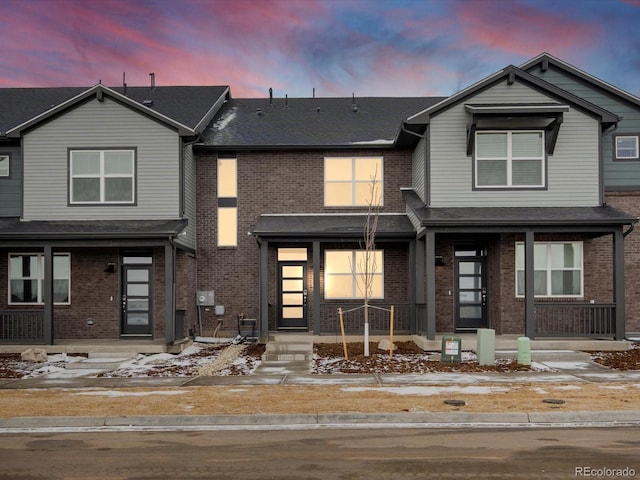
[121,265,153,335]
[455,244,488,331]
[277,261,308,330]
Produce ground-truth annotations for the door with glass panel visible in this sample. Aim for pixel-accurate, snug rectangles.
[454,244,488,331]
[121,263,153,335]
[277,262,308,330]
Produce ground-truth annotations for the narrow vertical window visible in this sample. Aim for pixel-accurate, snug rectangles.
[0,155,9,177]
[217,155,237,247]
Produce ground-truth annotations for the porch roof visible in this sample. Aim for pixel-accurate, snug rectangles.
[0,217,187,240]
[402,190,637,232]
[252,213,416,239]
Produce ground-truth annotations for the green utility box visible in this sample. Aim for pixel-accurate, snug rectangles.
[517,336,531,366]
[476,328,496,366]
[441,336,462,363]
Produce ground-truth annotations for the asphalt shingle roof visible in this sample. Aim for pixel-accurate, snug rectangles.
[0,86,229,133]
[199,96,446,148]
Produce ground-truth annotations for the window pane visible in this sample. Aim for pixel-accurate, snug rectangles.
[551,271,581,295]
[460,291,482,304]
[72,178,100,201]
[217,207,237,246]
[282,307,303,318]
[354,158,381,181]
[534,244,547,269]
[477,133,507,158]
[127,312,149,325]
[459,277,482,289]
[534,271,547,295]
[325,251,352,274]
[282,293,303,305]
[512,159,542,186]
[477,160,507,185]
[127,269,149,282]
[0,155,8,176]
[281,266,303,277]
[53,255,70,279]
[460,306,482,319]
[616,136,638,158]
[127,299,149,311]
[512,132,543,157]
[217,158,237,197]
[325,158,351,181]
[368,275,384,298]
[325,183,352,206]
[11,280,38,303]
[278,248,307,261]
[459,261,482,275]
[354,181,382,206]
[53,279,69,303]
[104,151,133,175]
[282,279,303,291]
[127,284,148,296]
[354,251,381,274]
[71,151,100,174]
[550,243,581,268]
[325,274,353,298]
[105,177,133,202]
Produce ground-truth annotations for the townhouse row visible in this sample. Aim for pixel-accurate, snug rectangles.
[1,53,639,345]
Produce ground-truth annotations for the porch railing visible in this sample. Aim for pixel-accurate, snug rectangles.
[319,303,411,335]
[0,310,44,343]
[534,303,616,338]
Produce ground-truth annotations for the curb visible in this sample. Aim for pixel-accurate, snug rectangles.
[1,411,639,430]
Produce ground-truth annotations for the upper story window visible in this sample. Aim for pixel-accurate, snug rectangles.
[217,155,237,247]
[9,253,71,305]
[614,135,639,160]
[515,242,583,298]
[69,149,135,204]
[0,154,9,177]
[324,157,383,207]
[475,131,545,188]
[324,250,384,299]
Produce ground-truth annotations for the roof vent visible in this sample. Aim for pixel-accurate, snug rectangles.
[269,87,273,106]
[142,99,153,107]
[316,106,321,112]
[352,92,358,112]
[256,108,262,115]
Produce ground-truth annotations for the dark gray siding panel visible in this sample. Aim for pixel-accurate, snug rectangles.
[0,144,22,216]
[529,65,640,189]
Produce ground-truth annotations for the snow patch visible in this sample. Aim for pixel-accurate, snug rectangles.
[72,390,189,398]
[341,386,510,396]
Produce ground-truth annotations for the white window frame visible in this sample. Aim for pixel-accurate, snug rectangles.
[8,253,71,305]
[0,154,9,177]
[614,135,639,160]
[475,131,545,188]
[324,157,383,207]
[324,250,384,300]
[69,149,135,204]
[515,242,583,298]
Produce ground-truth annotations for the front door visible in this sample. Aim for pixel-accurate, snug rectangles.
[277,261,308,330]
[121,264,153,335]
[455,244,488,331]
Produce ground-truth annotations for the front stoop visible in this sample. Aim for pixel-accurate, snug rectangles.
[255,336,314,375]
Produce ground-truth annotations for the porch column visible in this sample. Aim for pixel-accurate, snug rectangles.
[312,240,321,334]
[259,239,269,342]
[425,230,436,340]
[613,228,626,340]
[43,245,54,345]
[524,230,535,339]
[164,243,176,344]
[408,240,417,333]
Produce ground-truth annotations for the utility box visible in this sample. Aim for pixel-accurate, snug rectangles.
[517,336,532,365]
[196,291,215,306]
[476,328,496,365]
[441,336,462,363]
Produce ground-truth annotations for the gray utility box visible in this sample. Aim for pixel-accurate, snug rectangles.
[441,336,462,363]
[196,291,215,306]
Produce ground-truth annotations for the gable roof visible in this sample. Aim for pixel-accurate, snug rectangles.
[520,53,640,108]
[0,85,229,137]
[404,65,620,130]
[197,96,445,150]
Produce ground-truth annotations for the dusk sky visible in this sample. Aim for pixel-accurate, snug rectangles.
[2,0,640,98]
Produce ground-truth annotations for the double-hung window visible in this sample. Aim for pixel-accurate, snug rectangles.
[324,157,383,206]
[324,250,384,299]
[614,135,639,160]
[9,253,71,304]
[70,149,135,204]
[0,154,9,177]
[515,242,582,297]
[475,131,545,188]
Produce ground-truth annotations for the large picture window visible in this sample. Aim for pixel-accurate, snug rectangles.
[9,253,71,304]
[515,242,582,297]
[70,149,135,204]
[324,250,383,299]
[324,157,383,207]
[475,131,544,188]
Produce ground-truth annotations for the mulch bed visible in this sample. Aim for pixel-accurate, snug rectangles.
[590,343,640,370]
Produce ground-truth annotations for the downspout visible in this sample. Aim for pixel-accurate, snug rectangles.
[623,222,636,238]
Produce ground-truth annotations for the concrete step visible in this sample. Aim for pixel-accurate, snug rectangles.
[265,342,313,353]
[254,360,311,375]
[262,353,313,362]
[269,334,314,343]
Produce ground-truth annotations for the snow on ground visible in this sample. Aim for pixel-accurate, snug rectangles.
[72,389,190,397]
[342,386,511,395]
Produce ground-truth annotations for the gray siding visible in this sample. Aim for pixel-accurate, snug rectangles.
[429,80,600,207]
[22,97,181,220]
[0,143,22,216]
[175,143,196,250]
[412,136,427,202]
[529,66,640,190]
